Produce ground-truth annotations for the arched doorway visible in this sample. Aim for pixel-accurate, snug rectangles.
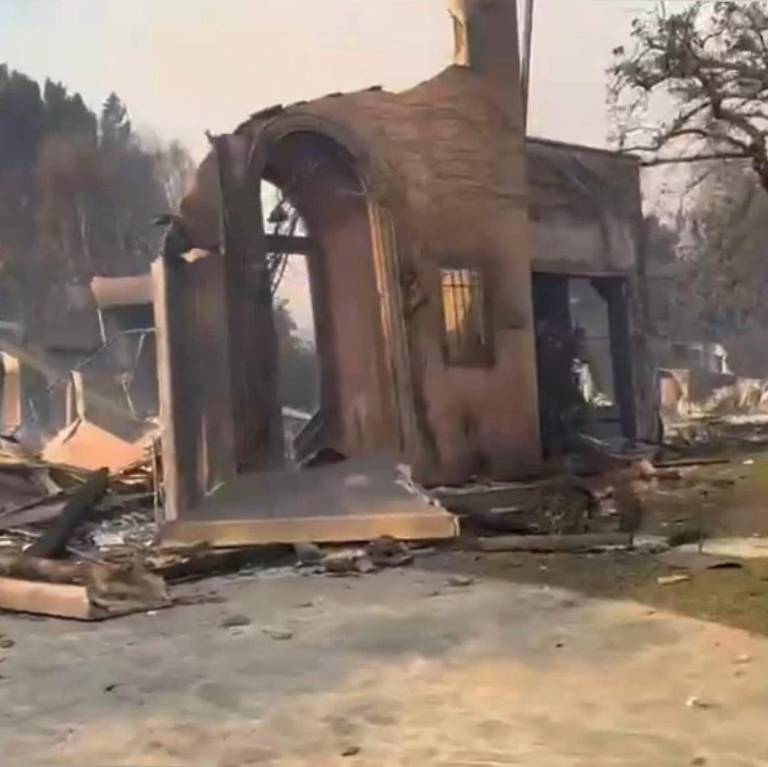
[154,127,433,538]
[260,132,401,462]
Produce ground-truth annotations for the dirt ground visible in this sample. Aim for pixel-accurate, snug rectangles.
[434,549,768,635]
[442,449,768,636]
[4,448,768,766]
[3,557,768,767]
[637,449,768,539]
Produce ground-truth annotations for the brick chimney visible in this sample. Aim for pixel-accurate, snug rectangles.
[448,0,522,88]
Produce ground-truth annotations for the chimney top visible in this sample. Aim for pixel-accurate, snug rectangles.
[448,0,522,87]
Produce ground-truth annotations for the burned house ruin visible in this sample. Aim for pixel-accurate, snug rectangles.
[0,0,656,546]
[146,0,657,544]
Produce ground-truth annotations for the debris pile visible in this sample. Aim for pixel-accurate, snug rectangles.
[293,536,421,576]
[435,435,747,555]
[0,437,440,620]
[0,436,163,620]
[0,416,765,624]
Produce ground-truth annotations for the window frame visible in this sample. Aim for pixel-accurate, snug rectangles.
[438,263,495,368]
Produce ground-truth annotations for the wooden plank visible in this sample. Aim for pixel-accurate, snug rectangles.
[160,511,459,548]
[265,234,316,255]
[432,481,558,514]
[474,533,632,553]
[24,469,108,559]
[0,352,21,434]
[0,575,167,621]
[149,547,287,582]
[654,458,730,469]
[0,552,95,582]
[152,256,185,520]
[0,577,99,620]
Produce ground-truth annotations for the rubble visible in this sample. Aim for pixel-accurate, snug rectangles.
[292,536,418,576]
[447,575,474,587]
[0,436,162,619]
[219,614,251,629]
[0,430,445,620]
[657,574,691,586]
[0,393,764,626]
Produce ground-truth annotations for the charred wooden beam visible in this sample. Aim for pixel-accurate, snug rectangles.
[24,469,108,559]
[265,234,316,256]
[474,533,632,553]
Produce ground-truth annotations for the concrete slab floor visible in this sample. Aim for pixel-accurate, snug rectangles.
[1,561,768,767]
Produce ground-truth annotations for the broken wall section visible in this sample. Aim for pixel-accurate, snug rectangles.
[176,64,541,487]
[527,139,656,444]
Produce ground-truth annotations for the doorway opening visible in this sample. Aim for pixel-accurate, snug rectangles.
[263,178,320,461]
[260,133,399,465]
[532,273,635,456]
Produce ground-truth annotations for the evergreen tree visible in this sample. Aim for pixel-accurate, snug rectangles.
[0,65,195,329]
[99,92,131,149]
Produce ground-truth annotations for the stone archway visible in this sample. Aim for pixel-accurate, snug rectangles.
[153,125,432,537]
[258,131,401,461]
[247,119,421,471]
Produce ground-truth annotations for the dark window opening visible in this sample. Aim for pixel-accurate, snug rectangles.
[440,267,492,366]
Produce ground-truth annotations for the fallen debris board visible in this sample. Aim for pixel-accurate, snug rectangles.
[161,455,458,547]
[432,481,557,515]
[0,577,102,620]
[42,419,152,473]
[162,512,458,548]
[0,499,66,531]
[0,553,88,582]
[0,575,168,621]
[150,546,290,581]
[25,468,108,559]
[474,533,632,553]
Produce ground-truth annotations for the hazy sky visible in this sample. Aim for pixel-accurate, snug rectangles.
[0,0,664,159]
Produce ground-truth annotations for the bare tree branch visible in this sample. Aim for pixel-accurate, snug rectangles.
[640,152,751,167]
[610,0,768,193]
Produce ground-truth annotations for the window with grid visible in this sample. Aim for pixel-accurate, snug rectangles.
[440,267,492,366]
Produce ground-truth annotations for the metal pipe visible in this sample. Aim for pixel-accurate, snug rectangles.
[521,0,535,131]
